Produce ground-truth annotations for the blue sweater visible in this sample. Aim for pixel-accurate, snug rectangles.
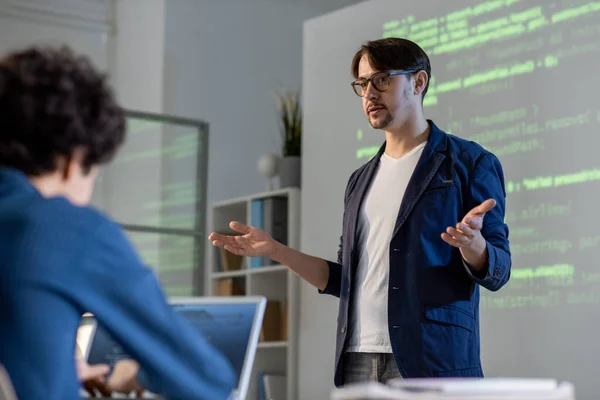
[0,168,236,399]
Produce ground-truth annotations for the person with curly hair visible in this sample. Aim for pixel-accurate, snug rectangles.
[0,46,236,400]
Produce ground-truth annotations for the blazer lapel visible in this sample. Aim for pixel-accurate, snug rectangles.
[345,143,385,262]
[392,121,447,239]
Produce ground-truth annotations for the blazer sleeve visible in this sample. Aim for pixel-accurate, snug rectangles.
[75,219,237,400]
[464,151,512,292]
[319,171,358,298]
[319,241,344,298]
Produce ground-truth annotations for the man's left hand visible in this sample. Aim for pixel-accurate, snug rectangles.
[107,359,144,396]
[441,198,496,271]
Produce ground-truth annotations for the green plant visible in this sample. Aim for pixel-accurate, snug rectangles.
[276,90,302,157]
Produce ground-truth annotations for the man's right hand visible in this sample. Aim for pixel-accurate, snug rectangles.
[76,357,111,398]
[210,220,331,291]
[208,221,278,258]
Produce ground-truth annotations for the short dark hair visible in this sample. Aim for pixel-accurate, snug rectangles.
[0,45,125,176]
[351,37,431,100]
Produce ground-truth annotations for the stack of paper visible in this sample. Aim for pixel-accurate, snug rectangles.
[330,378,575,400]
[330,381,410,400]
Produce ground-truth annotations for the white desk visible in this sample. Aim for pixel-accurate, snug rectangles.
[330,378,576,400]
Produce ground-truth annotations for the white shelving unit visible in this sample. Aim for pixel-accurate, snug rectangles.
[206,188,300,400]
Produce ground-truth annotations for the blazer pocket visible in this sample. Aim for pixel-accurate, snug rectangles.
[424,304,475,332]
[422,180,455,194]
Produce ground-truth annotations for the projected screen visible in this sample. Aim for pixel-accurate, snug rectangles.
[302,1,600,399]
[376,2,600,308]
[379,2,599,308]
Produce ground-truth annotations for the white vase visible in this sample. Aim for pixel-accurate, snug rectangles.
[279,156,301,188]
[257,153,280,191]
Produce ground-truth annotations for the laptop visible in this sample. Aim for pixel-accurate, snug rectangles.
[82,296,267,400]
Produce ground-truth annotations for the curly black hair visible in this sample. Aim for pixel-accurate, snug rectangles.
[0,45,126,176]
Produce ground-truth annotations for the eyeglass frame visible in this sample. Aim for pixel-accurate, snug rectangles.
[351,69,418,97]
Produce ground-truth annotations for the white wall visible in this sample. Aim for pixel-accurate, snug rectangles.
[0,0,166,112]
[265,0,364,17]
[111,0,165,113]
[97,0,166,220]
[0,0,111,70]
[163,0,321,206]
[162,0,334,299]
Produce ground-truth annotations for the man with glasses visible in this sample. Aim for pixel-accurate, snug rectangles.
[210,38,511,387]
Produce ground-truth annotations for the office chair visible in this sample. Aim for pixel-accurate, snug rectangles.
[0,364,17,400]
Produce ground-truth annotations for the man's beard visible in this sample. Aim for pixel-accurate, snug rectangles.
[369,110,393,129]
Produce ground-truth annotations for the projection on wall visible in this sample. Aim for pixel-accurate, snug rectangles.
[348,1,600,310]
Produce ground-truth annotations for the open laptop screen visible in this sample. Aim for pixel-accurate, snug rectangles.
[171,302,258,379]
[83,296,266,400]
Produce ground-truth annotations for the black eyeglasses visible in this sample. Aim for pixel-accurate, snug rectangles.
[351,70,417,97]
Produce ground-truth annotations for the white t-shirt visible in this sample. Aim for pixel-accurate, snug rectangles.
[346,142,426,353]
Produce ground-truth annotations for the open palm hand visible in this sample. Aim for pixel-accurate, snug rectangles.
[208,221,277,258]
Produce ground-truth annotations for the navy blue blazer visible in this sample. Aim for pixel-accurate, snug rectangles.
[320,120,511,386]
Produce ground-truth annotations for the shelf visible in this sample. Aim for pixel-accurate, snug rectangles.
[212,187,300,208]
[248,264,288,275]
[211,269,246,278]
[207,188,300,400]
[211,264,288,279]
[257,341,288,349]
